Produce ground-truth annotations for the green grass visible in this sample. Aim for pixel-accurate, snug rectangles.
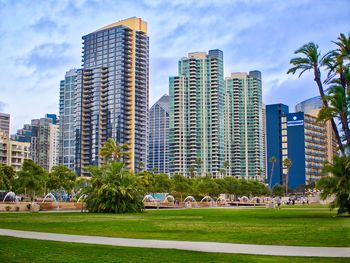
[0,236,348,263]
[0,208,349,247]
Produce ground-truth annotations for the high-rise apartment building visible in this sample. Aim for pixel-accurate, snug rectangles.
[224,71,264,180]
[13,114,59,171]
[74,17,149,176]
[59,69,78,171]
[0,130,30,171]
[148,94,169,173]
[0,113,10,136]
[169,50,224,177]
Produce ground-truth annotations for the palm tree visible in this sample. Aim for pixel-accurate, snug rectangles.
[283,158,292,196]
[99,138,130,163]
[287,42,344,154]
[223,160,230,176]
[84,162,143,213]
[317,156,350,216]
[195,158,203,176]
[322,34,350,146]
[269,156,276,189]
[318,85,349,145]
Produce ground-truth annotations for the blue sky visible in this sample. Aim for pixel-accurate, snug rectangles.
[0,0,349,132]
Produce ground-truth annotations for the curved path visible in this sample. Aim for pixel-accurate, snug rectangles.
[0,229,349,258]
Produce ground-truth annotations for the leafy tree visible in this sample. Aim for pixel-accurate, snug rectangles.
[222,176,240,196]
[272,184,284,197]
[14,160,48,200]
[153,173,172,193]
[317,156,350,216]
[137,171,156,194]
[84,161,143,213]
[172,174,191,201]
[47,165,76,193]
[0,165,16,191]
[99,138,130,163]
[195,177,220,197]
[287,42,344,154]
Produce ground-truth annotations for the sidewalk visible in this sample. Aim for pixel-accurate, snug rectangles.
[0,229,349,258]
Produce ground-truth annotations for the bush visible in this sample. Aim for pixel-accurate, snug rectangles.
[15,206,20,211]
[26,203,31,210]
[5,205,11,211]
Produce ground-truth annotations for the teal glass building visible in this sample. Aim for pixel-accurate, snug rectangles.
[169,50,224,177]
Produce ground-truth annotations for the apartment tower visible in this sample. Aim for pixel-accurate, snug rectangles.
[224,71,264,180]
[75,17,149,176]
[59,69,78,171]
[169,50,224,177]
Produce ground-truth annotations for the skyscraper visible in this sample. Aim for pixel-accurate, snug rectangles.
[13,115,59,171]
[266,103,337,188]
[148,94,169,173]
[59,69,78,171]
[0,113,10,136]
[169,50,224,177]
[224,71,264,180]
[75,17,149,176]
[266,103,289,187]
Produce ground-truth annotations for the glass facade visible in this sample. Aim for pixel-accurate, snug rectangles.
[75,17,149,176]
[59,69,77,171]
[148,94,169,173]
[224,71,264,180]
[169,50,224,177]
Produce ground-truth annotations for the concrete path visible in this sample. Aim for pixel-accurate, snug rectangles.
[0,229,349,258]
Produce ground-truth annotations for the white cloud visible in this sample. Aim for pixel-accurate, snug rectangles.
[0,0,349,132]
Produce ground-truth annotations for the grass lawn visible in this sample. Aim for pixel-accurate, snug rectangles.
[0,208,348,247]
[0,236,348,263]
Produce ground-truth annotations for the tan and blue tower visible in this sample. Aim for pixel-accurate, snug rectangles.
[75,17,149,175]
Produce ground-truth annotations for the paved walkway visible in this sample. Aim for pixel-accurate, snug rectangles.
[0,229,349,258]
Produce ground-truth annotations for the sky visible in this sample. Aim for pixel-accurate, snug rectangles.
[0,0,349,133]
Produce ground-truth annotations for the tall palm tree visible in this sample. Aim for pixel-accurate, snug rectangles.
[100,138,130,163]
[196,158,203,176]
[283,158,292,196]
[322,34,350,146]
[317,155,350,216]
[318,85,349,145]
[269,156,276,189]
[287,42,345,154]
[223,160,230,176]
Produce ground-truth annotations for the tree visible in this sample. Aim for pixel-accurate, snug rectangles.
[188,166,195,178]
[195,177,220,197]
[272,184,284,197]
[269,156,276,189]
[223,160,229,176]
[172,174,191,201]
[47,165,76,194]
[196,158,203,176]
[287,42,344,154]
[283,158,292,196]
[321,33,350,148]
[0,165,16,191]
[84,161,143,213]
[153,173,172,193]
[99,138,130,163]
[14,160,48,200]
[317,156,350,216]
